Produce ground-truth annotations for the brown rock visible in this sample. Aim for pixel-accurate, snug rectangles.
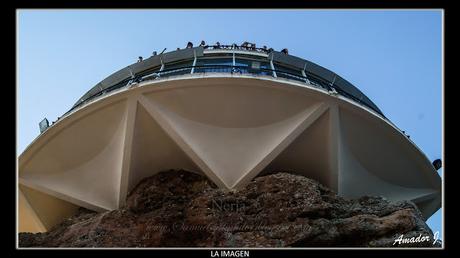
[19,170,440,247]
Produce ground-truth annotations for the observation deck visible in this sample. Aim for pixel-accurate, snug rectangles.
[69,45,384,118]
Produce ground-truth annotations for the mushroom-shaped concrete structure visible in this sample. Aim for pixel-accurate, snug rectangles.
[18,44,441,232]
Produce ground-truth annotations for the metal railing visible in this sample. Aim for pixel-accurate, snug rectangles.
[203,44,271,54]
[66,64,383,118]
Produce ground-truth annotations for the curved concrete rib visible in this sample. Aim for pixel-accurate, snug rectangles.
[339,107,440,190]
[19,185,79,232]
[137,94,224,188]
[138,85,327,189]
[232,102,330,189]
[260,105,334,189]
[18,187,46,233]
[118,96,137,207]
[20,99,129,211]
[337,105,441,219]
[127,99,204,192]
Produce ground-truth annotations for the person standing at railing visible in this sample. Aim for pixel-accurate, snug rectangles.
[231,67,243,74]
[262,46,268,53]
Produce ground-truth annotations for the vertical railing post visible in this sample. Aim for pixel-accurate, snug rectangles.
[270,55,277,78]
[231,51,236,74]
[159,56,164,78]
[329,74,338,93]
[191,50,197,74]
[302,63,310,84]
[330,74,337,88]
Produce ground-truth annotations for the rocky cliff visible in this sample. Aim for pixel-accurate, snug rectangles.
[19,170,440,247]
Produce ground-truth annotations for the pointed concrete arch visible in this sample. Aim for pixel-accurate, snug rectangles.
[338,105,440,191]
[20,99,129,211]
[139,84,327,189]
[19,185,79,232]
[234,102,330,189]
[260,105,334,189]
[18,187,46,233]
[126,99,204,193]
[337,105,440,215]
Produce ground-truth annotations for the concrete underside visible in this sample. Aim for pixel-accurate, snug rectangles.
[18,75,441,233]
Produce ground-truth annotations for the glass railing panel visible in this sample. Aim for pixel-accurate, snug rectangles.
[160,67,192,77]
[194,65,233,74]
[275,71,307,83]
[67,63,384,118]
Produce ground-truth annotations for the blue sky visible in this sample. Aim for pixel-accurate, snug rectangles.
[17,10,443,239]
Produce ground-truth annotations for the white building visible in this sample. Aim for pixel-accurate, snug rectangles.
[18,44,441,232]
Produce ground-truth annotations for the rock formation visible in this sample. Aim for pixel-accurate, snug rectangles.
[19,170,441,247]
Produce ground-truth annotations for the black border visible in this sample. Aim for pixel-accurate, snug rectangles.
[8,0,454,257]
[8,0,450,8]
